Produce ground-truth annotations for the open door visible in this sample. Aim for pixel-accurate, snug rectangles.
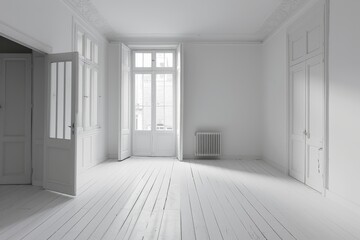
[176,44,184,161]
[119,44,132,160]
[44,52,78,196]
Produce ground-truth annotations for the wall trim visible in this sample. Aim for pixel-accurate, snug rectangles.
[262,158,288,174]
[0,20,52,54]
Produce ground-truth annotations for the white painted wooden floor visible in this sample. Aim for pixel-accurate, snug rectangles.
[0,158,359,240]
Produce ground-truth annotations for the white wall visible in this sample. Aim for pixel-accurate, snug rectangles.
[107,43,121,158]
[328,0,360,206]
[261,0,360,207]
[261,29,288,172]
[183,43,262,159]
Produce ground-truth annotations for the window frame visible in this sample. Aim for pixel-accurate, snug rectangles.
[132,50,176,133]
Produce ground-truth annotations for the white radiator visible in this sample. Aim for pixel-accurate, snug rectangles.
[195,132,221,157]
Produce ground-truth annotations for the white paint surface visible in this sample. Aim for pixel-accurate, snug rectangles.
[328,0,360,206]
[261,0,360,206]
[92,0,279,41]
[183,43,262,159]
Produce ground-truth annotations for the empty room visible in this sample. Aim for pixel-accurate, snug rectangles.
[0,0,360,239]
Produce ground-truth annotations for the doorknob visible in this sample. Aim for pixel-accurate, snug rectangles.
[319,147,323,151]
[68,123,75,135]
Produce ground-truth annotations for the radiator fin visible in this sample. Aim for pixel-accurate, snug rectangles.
[195,132,221,157]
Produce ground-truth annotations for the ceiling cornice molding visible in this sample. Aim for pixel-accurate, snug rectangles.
[63,0,113,39]
[64,0,310,42]
[256,0,310,40]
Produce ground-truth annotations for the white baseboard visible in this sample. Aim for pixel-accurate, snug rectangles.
[325,190,360,217]
[32,179,43,187]
[262,158,288,174]
[107,154,118,160]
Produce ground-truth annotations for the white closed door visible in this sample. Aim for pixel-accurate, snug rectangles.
[133,73,176,157]
[43,52,78,196]
[289,55,325,193]
[289,62,307,183]
[305,55,324,192]
[0,54,32,184]
[119,44,132,160]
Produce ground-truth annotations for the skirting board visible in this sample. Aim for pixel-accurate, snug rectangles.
[325,190,360,218]
[32,180,43,187]
[262,157,289,174]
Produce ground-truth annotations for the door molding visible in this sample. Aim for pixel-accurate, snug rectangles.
[0,20,52,54]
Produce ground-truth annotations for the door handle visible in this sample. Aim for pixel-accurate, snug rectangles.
[319,147,323,151]
[68,123,75,135]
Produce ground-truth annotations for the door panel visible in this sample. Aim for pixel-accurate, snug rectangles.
[305,55,324,192]
[153,73,175,156]
[133,73,152,156]
[44,52,78,196]
[0,54,31,184]
[289,62,306,182]
[119,44,132,160]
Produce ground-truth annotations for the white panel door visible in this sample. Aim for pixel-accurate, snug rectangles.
[0,54,31,184]
[176,44,184,161]
[44,52,78,196]
[133,73,153,156]
[289,62,307,183]
[119,44,132,160]
[132,73,176,157]
[153,73,176,156]
[305,55,324,192]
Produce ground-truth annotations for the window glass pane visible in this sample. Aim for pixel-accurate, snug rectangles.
[143,53,152,67]
[93,44,99,64]
[135,74,152,130]
[135,53,152,68]
[85,37,92,60]
[135,53,143,68]
[64,62,72,140]
[91,69,98,127]
[83,66,91,128]
[156,74,173,130]
[156,52,173,68]
[57,62,65,139]
[49,63,57,138]
[77,31,84,57]
[165,53,173,67]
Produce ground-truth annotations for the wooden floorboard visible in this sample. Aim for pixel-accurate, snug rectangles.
[0,158,359,240]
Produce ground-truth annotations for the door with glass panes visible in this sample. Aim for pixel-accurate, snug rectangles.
[132,51,176,157]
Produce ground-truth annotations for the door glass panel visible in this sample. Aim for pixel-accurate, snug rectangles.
[49,61,73,140]
[156,74,173,131]
[64,62,72,140]
[156,53,173,68]
[57,62,65,139]
[50,63,57,138]
[135,74,151,130]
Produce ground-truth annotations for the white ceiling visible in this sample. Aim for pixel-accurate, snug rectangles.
[67,0,310,42]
